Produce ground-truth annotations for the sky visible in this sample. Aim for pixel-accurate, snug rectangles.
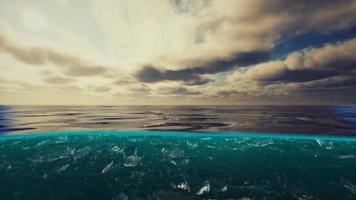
[0,0,356,105]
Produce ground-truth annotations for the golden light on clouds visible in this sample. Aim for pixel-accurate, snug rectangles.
[0,0,356,105]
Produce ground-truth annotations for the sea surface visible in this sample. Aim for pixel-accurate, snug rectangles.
[1,105,356,200]
[1,105,356,135]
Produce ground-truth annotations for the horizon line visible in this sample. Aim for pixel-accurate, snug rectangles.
[1,104,355,106]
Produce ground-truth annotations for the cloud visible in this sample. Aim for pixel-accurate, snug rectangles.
[42,75,75,85]
[158,86,202,96]
[0,32,110,77]
[1,0,356,104]
[114,76,139,85]
[135,51,269,84]
[128,84,152,95]
[131,0,356,85]
[222,38,356,99]
[56,85,83,92]
[94,86,111,93]
[63,65,108,77]
[156,0,356,67]
[135,66,206,85]
[229,39,356,84]
[283,70,356,98]
[303,72,356,89]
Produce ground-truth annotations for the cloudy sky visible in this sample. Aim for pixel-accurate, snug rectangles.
[0,0,356,105]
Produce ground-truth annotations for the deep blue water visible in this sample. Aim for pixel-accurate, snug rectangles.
[1,105,356,199]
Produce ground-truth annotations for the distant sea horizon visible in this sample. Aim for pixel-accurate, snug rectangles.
[1,104,355,136]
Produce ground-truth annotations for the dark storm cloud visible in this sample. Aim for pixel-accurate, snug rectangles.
[0,32,109,77]
[136,51,269,84]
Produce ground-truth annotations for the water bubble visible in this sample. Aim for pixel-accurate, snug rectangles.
[102,161,114,174]
[111,145,121,153]
[220,185,228,192]
[57,164,70,173]
[123,147,142,167]
[196,180,210,195]
[177,178,190,192]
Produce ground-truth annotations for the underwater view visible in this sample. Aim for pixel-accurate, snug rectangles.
[1,106,356,199]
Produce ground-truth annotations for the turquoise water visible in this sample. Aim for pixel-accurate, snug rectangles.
[1,131,356,200]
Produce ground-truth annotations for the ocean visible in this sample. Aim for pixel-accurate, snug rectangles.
[1,105,356,135]
[1,105,356,200]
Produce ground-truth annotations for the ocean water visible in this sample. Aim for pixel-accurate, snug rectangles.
[1,105,356,135]
[1,105,356,199]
